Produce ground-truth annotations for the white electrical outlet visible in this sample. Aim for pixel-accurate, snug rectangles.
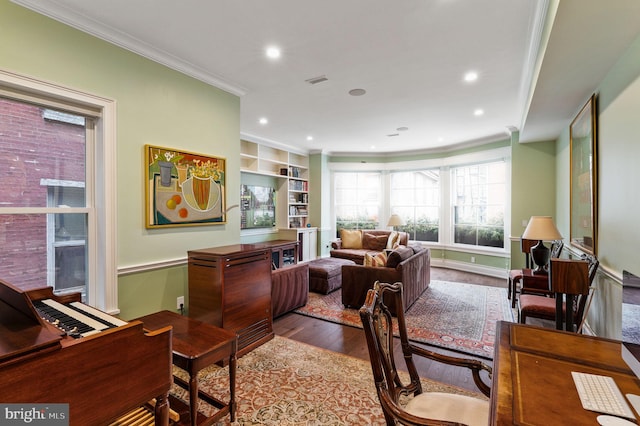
[471,256,476,263]
[177,296,184,310]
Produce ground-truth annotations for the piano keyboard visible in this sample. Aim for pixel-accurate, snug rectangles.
[33,299,127,338]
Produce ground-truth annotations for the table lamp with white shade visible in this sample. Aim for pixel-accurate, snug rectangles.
[522,216,563,274]
[387,214,404,231]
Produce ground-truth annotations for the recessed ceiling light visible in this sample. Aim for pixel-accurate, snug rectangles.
[349,88,366,96]
[464,71,478,82]
[397,127,409,132]
[438,137,444,143]
[473,109,484,116]
[265,46,281,59]
[306,136,313,141]
[259,117,268,125]
[370,145,376,150]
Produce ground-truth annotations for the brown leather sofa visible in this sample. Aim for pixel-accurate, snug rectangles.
[341,245,430,314]
[330,230,409,264]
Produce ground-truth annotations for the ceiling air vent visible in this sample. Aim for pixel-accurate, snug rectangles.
[305,75,328,85]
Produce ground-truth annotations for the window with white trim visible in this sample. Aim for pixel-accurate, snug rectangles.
[0,70,116,312]
[390,170,440,242]
[331,153,508,251]
[334,172,382,235]
[451,161,506,248]
[0,98,91,297]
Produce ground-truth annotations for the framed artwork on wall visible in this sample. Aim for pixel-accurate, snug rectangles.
[570,94,598,255]
[145,145,226,228]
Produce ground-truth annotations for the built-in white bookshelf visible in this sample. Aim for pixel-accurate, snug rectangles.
[240,140,310,229]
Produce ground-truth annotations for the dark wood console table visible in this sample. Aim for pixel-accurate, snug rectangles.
[491,321,640,425]
[188,244,273,357]
[251,239,298,269]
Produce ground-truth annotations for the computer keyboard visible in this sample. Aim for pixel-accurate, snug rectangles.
[572,371,636,419]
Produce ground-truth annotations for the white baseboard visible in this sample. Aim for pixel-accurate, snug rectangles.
[431,258,508,279]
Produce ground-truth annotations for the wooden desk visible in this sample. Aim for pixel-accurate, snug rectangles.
[137,310,237,426]
[490,321,640,425]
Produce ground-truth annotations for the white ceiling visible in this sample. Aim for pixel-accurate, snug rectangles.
[14,0,640,155]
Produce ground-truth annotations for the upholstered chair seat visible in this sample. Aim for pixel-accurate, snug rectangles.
[404,392,489,426]
[519,293,565,322]
[359,281,492,425]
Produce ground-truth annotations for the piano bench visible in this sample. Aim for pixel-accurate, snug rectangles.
[109,403,179,425]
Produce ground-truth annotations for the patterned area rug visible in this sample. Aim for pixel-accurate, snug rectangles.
[294,280,514,359]
[171,336,485,425]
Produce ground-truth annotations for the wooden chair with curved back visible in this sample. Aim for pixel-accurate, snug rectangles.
[359,281,492,426]
[518,254,599,332]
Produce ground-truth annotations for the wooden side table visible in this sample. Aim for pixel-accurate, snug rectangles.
[137,310,237,426]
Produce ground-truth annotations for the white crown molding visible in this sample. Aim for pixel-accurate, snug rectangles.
[518,0,555,134]
[330,130,511,158]
[240,131,310,156]
[12,0,247,97]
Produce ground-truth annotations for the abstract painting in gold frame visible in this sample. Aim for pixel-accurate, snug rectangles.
[145,145,226,228]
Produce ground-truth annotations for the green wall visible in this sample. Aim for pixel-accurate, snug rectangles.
[553,31,640,338]
[309,152,332,257]
[1,1,240,319]
[554,30,640,273]
[509,132,557,269]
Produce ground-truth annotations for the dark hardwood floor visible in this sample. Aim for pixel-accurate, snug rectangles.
[273,267,506,393]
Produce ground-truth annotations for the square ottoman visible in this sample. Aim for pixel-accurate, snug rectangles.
[308,257,356,294]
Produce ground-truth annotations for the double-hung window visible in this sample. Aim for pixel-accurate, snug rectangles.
[332,152,508,251]
[334,172,381,234]
[390,170,440,242]
[0,70,116,312]
[451,161,506,248]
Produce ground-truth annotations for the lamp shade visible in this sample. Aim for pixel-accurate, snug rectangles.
[387,214,404,227]
[522,216,562,241]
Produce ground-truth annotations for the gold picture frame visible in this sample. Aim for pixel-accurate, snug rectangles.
[145,145,226,228]
[569,94,597,254]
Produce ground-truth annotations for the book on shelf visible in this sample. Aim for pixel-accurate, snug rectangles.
[288,179,308,192]
[289,166,301,178]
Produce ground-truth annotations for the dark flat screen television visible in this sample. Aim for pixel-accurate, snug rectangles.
[240,184,276,229]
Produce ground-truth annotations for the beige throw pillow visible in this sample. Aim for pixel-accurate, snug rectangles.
[340,229,363,249]
[386,231,399,249]
[364,251,388,267]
